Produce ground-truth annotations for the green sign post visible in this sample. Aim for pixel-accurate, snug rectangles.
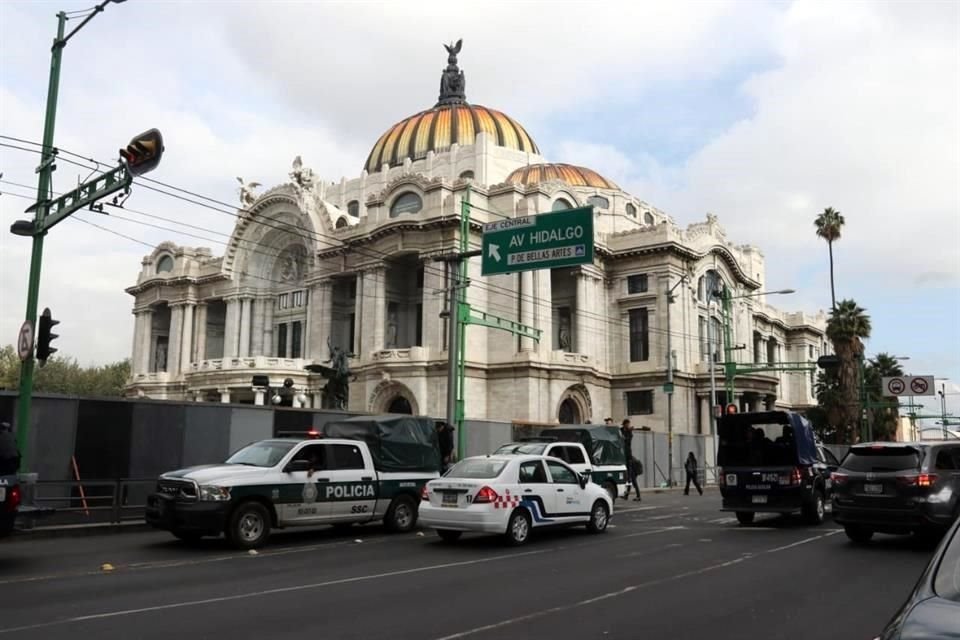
[481,207,594,276]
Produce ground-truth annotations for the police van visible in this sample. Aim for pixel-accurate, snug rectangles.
[146,415,440,549]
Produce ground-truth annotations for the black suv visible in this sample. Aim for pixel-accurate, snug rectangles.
[832,441,960,543]
[718,411,839,525]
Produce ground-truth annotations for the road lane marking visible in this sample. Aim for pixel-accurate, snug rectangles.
[432,529,841,640]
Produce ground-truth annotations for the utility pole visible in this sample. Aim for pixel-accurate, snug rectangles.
[12,1,140,472]
[664,274,686,487]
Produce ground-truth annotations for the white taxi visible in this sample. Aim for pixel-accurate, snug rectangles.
[418,454,613,545]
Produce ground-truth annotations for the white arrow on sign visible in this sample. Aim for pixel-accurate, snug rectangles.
[488,243,501,262]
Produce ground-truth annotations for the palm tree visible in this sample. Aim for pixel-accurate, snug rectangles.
[864,353,905,440]
[814,207,845,309]
[826,299,872,442]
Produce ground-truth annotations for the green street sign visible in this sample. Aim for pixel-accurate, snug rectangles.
[481,207,594,276]
[663,382,675,394]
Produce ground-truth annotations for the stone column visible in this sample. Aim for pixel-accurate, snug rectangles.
[421,265,444,353]
[309,281,332,360]
[251,298,265,356]
[519,271,535,352]
[223,297,240,358]
[140,308,154,372]
[131,311,143,373]
[360,266,386,355]
[179,302,195,374]
[219,388,231,404]
[575,271,589,356]
[535,269,554,358]
[263,297,275,357]
[238,297,252,357]
[167,304,184,375]
[194,303,208,362]
[372,267,386,352]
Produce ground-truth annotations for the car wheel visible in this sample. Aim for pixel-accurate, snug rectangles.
[586,500,610,534]
[803,490,826,525]
[603,482,617,504]
[505,509,532,546]
[385,495,417,533]
[844,524,874,544]
[171,529,203,542]
[226,501,271,550]
[437,529,462,543]
[736,512,755,526]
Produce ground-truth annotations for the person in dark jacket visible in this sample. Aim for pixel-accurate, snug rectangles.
[621,420,641,501]
[0,421,19,476]
[684,451,703,496]
[435,421,455,473]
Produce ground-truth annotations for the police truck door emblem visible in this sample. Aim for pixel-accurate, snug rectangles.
[302,482,318,503]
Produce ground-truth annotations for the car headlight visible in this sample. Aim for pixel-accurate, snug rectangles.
[199,485,232,501]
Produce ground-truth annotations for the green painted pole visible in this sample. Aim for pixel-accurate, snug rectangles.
[455,187,470,459]
[15,12,67,471]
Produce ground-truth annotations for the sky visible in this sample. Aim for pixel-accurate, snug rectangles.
[1,0,958,424]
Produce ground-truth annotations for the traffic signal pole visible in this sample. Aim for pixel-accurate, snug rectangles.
[15,12,67,471]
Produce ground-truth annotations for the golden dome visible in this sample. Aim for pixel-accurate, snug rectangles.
[364,104,539,174]
[505,163,619,190]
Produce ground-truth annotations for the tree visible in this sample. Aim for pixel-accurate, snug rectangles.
[0,345,130,397]
[826,299,872,443]
[810,369,843,442]
[814,207,845,309]
[864,353,905,441]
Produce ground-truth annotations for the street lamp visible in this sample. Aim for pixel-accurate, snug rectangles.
[938,379,950,440]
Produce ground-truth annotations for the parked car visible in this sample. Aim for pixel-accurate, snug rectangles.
[717,410,837,525]
[875,514,960,639]
[833,441,960,544]
[419,454,612,545]
[0,474,20,539]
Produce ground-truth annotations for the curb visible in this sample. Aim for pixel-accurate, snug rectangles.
[8,521,152,542]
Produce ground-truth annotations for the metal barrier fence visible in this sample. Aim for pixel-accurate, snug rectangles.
[21,479,156,528]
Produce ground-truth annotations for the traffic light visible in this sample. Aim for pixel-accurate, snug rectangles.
[36,307,59,367]
[119,128,164,176]
[817,355,840,369]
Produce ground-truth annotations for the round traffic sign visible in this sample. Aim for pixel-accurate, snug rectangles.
[887,377,906,395]
[17,320,34,361]
[910,377,929,395]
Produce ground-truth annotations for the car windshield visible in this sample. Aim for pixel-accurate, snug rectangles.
[494,443,547,455]
[446,458,509,479]
[933,524,960,603]
[225,441,296,467]
[841,447,921,473]
[718,421,798,467]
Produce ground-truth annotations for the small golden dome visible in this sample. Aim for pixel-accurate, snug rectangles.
[505,163,619,190]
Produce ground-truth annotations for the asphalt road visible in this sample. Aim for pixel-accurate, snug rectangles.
[0,490,937,640]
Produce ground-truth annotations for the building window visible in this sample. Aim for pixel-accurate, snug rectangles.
[628,308,649,362]
[644,211,655,225]
[586,195,609,210]
[335,217,349,229]
[291,321,302,358]
[754,332,763,364]
[415,303,423,346]
[555,306,573,352]
[390,192,422,217]
[278,293,289,310]
[156,255,174,274]
[347,200,359,217]
[277,323,288,358]
[767,338,777,365]
[348,313,356,353]
[626,390,654,415]
[699,316,709,361]
[808,345,814,358]
[626,203,637,218]
[552,198,572,212]
[710,317,722,362]
[627,274,648,294]
[292,290,304,307]
[459,170,474,181]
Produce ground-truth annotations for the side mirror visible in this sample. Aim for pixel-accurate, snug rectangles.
[284,460,311,473]
[578,473,589,489]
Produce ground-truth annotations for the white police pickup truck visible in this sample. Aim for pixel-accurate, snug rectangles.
[146,435,439,549]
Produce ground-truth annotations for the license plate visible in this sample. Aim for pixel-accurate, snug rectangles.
[752,495,768,504]
[0,487,5,502]
[442,492,458,507]
[864,483,883,494]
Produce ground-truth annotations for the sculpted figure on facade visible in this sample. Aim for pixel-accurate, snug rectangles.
[236,177,262,207]
[438,39,466,105]
[319,337,353,410]
[290,155,315,191]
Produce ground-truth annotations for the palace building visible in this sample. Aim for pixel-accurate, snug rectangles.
[126,43,827,435]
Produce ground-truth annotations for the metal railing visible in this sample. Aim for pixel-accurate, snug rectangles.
[19,478,156,528]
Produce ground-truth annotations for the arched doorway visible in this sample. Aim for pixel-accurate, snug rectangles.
[387,396,412,415]
[558,398,580,424]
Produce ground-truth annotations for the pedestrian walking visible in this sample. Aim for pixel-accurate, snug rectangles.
[0,421,19,476]
[621,419,641,501]
[684,451,703,496]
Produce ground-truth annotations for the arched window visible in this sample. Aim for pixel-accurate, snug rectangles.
[586,195,609,210]
[347,200,359,217]
[156,255,174,274]
[459,170,474,181]
[552,198,572,212]
[625,203,637,218]
[335,217,349,229]
[390,192,423,218]
[644,211,655,225]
